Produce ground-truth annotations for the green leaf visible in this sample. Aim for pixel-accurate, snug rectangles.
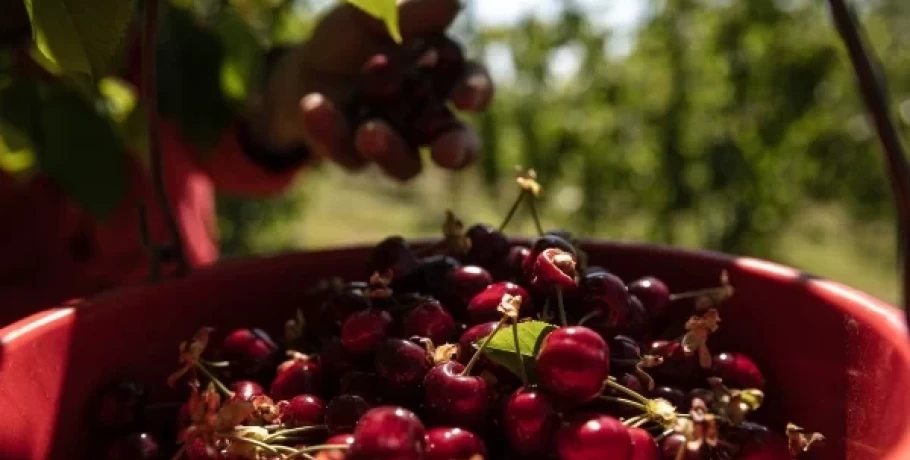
[479,320,557,380]
[345,0,402,43]
[34,83,129,218]
[24,0,133,78]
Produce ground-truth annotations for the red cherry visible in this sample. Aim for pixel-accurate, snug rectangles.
[401,299,456,345]
[506,245,531,280]
[537,327,610,404]
[425,427,487,460]
[444,265,493,308]
[503,386,559,456]
[626,277,671,318]
[321,433,356,460]
[325,395,371,434]
[348,406,426,460]
[105,432,159,460]
[581,272,631,322]
[532,248,579,291]
[185,438,223,460]
[270,353,324,401]
[423,361,491,431]
[466,282,531,324]
[458,321,498,363]
[341,309,393,355]
[628,427,659,460]
[223,328,278,363]
[230,380,265,402]
[557,414,634,460]
[374,338,431,389]
[281,394,325,428]
[522,235,577,280]
[712,352,766,390]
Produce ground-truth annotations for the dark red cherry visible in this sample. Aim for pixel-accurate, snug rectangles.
[466,282,531,324]
[600,373,646,419]
[93,380,147,433]
[464,223,510,270]
[339,371,385,405]
[105,432,159,460]
[230,380,265,402]
[660,433,698,460]
[536,326,610,405]
[281,394,325,428]
[712,352,766,390]
[503,386,559,456]
[627,277,671,318]
[609,335,642,366]
[320,337,357,378]
[323,281,371,327]
[323,433,356,459]
[557,414,634,460]
[628,427,659,460]
[425,427,487,460]
[411,105,462,146]
[326,395,371,434]
[688,388,715,410]
[532,248,578,291]
[368,236,419,281]
[348,406,426,460]
[506,246,530,280]
[401,299,455,344]
[361,54,403,101]
[270,353,324,401]
[651,386,686,410]
[457,321,498,363]
[444,265,493,308]
[423,361,491,431]
[581,272,631,321]
[646,341,701,388]
[375,338,431,389]
[223,328,278,363]
[341,309,393,355]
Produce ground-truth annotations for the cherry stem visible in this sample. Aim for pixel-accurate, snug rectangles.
[600,395,648,412]
[193,361,233,398]
[498,190,526,231]
[287,444,350,459]
[203,360,231,368]
[262,425,328,443]
[555,288,568,327]
[511,316,529,385]
[462,316,509,376]
[577,310,602,326]
[622,415,647,427]
[602,377,650,405]
[526,196,545,236]
[669,286,729,302]
[223,435,283,455]
[655,428,675,442]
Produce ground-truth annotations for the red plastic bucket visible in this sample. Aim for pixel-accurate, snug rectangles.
[0,242,908,459]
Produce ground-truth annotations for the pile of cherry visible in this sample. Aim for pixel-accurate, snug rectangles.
[90,176,826,460]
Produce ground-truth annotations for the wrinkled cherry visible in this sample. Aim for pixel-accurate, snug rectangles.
[348,406,426,460]
[375,338,431,389]
[341,309,393,355]
[536,326,610,405]
[423,361,491,431]
[271,353,324,401]
[105,432,159,460]
[326,395,371,433]
[712,352,766,390]
[628,427,659,460]
[627,276,671,318]
[401,299,455,345]
[230,380,265,402]
[281,394,326,428]
[425,427,487,460]
[466,282,531,324]
[557,414,634,460]
[503,386,559,456]
[444,265,493,308]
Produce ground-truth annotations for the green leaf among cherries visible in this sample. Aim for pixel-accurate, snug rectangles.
[478,320,556,380]
[345,0,402,44]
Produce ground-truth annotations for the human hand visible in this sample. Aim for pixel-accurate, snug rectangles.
[249,0,494,181]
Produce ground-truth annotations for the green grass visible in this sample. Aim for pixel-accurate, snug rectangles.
[239,163,900,307]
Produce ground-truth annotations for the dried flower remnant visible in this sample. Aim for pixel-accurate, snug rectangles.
[786,423,826,457]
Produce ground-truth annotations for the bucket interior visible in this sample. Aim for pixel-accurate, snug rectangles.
[0,242,908,459]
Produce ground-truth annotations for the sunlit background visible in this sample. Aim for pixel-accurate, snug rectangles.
[204,0,910,305]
